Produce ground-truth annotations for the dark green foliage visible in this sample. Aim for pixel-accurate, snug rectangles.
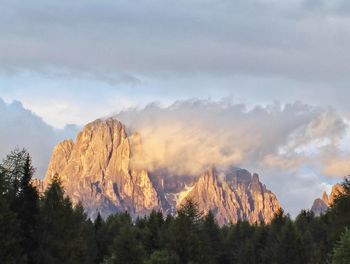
[2,149,350,264]
[200,211,224,263]
[37,175,94,264]
[166,199,204,264]
[145,250,180,264]
[332,228,350,264]
[0,149,39,263]
[0,169,24,263]
[111,225,144,264]
[17,154,40,264]
[94,212,106,264]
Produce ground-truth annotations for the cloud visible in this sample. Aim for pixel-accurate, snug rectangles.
[322,158,350,177]
[261,154,305,170]
[0,85,141,128]
[0,98,79,178]
[1,0,350,85]
[115,99,349,215]
[116,99,348,176]
[3,0,350,124]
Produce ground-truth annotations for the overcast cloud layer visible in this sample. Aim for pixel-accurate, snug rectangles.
[2,0,350,127]
[2,0,350,92]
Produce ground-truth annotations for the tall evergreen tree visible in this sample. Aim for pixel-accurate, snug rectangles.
[94,212,106,264]
[107,224,144,264]
[17,153,40,264]
[332,228,350,264]
[200,211,223,264]
[169,199,203,264]
[37,174,93,264]
[0,169,24,263]
[0,149,40,263]
[139,210,164,256]
[274,220,306,264]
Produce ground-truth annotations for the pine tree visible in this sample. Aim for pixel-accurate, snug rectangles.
[169,199,203,264]
[94,212,106,264]
[37,174,93,264]
[177,199,203,229]
[226,220,255,264]
[281,220,306,263]
[332,228,350,264]
[107,224,144,264]
[17,153,40,264]
[0,149,40,263]
[0,169,25,263]
[140,210,164,255]
[200,211,223,264]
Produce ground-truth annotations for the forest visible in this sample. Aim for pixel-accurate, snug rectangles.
[1,149,350,264]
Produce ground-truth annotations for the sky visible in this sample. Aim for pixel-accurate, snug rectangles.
[1,0,350,216]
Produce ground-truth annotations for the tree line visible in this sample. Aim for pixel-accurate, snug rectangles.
[1,149,350,264]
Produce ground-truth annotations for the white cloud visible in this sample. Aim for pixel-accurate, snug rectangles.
[116,100,348,176]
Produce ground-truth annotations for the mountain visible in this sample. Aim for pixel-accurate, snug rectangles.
[311,184,345,216]
[44,118,159,219]
[42,118,281,225]
[178,168,280,225]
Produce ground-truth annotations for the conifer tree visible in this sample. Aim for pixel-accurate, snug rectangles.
[200,211,223,263]
[0,169,24,263]
[94,212,106,264]
[37,174,93,264]
[17,153,40,264]
[107,224,144,264]
[170,199,203,263]
[332,228,350,264]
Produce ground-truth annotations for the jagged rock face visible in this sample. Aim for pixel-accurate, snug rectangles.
[44,118,159,219]
[311,198,328,216]
[328,184,345,205]
[179,168,281,225]
[311,184,346,216]
[43,118,281,225]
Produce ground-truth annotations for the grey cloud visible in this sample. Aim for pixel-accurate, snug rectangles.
[1,0,350,84]
[115,99,347,175]
[0,98,79,178]
[302,0,350,16]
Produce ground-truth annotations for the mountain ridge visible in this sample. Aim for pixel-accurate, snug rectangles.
[41,118,281,225]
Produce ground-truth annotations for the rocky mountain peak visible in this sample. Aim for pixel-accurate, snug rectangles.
[311,183,346,216]
[44,118,159,219]
[179,167,280,225]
